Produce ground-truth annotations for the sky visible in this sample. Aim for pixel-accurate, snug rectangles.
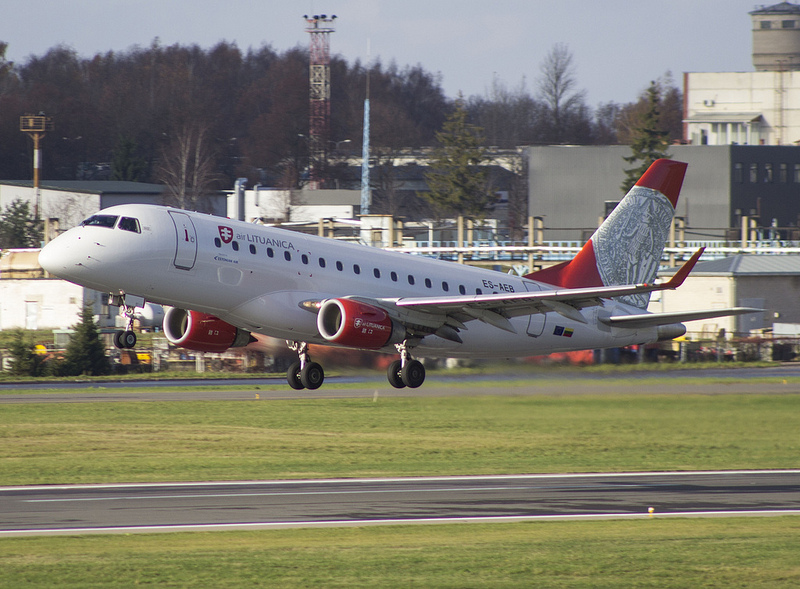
[1,0,766,106]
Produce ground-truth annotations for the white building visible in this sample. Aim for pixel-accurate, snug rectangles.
[684,2,800,146]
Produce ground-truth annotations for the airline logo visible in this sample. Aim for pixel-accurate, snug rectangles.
[218,226,234,244]
[354,318,390,332]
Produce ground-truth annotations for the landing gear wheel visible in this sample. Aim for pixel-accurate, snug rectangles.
[121,330,137,349]
[300,362,324,390]
[387,360,405,388]
[287,361,304,390]
[401,359,425,388]
[113,330,137,349]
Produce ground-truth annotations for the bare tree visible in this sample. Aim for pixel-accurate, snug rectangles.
[157,122,220,212]
[537,43,588,144]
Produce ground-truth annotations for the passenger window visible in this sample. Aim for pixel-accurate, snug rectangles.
[390,271,398,282]
[353,264,361,275]
[214,238,221,248]
[373,268,381,278]
[232,241,239,251]
[424,278,432,288]
[336,261,343,271]
[267,248,274,258]
[118,217,141,233]
[301,254,309,264]
[459,285,466,295]
[81,214,118,228]
[408,275,415,285]
[476,288,483,295]
[284,251,292,261]
[442,282,449,292]
[319,258,326,268]
[249,244,257,254]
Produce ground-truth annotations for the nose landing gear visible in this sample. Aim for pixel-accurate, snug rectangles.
[110,294,139,349]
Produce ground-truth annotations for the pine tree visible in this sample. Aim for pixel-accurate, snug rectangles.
[422,99,494,220]
[111,136,148,182]
[0,199,43,248]
[620,81,670,194]
[7,330,46,376]
[60,304,111,376]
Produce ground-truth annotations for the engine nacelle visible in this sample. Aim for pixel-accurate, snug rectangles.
[317,298,406,349]
[163,308,253,353]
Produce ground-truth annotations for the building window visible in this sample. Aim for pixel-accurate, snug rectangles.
[780,163,788,183]
[734,163,743,183]
[761,20,772,29]
[794,164,800,183]
[750,163,758,183]
[764,163,773,183]
[783,20,795,28]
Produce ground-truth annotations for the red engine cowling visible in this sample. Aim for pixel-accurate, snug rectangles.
[317,298,406,349]
[163,308,253,353]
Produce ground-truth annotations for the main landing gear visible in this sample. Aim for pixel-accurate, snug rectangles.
[386,342,425,389]
[286,341,324,390]
[110,294,138,349]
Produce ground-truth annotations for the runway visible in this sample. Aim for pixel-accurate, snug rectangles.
[2,471,799,536]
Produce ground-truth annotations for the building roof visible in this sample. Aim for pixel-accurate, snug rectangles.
[750,2,800,15]
[0,180,165,195]
[663,254,800,276]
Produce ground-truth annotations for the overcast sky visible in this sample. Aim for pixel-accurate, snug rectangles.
[2,0,764,106]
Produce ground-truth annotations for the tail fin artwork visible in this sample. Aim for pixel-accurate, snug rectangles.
[525,158,687,309]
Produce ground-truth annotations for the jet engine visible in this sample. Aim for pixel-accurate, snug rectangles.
[163,308,254,352]
[316,298,406,349]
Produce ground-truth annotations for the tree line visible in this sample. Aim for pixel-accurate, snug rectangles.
[0,39,681,182]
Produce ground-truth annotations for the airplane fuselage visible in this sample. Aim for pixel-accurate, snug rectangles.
[39,203,657,358]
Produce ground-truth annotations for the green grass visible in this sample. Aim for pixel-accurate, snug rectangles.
[1,394,798,485]
[2,518,799,588]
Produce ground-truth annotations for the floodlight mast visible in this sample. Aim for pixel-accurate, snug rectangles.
[20,113,54,219]
[303,14,336,189]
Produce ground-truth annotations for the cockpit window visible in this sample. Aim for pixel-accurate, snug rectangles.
[81,214,118,228]
[118,217,141,233]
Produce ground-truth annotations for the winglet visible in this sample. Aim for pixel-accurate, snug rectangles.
[662,247,705,289]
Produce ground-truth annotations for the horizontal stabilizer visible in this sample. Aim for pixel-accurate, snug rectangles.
[601,307,761,329]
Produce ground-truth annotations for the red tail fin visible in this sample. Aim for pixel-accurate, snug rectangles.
[525,158,687,308]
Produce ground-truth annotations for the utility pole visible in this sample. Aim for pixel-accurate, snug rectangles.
[20,113,54,219]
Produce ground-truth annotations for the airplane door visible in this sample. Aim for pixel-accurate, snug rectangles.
[523,281,546,337]
[168,211,198,270]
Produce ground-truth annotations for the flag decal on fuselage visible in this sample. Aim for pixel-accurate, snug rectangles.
[553,326,574,338]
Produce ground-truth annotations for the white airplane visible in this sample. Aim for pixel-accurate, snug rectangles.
[39,159,756,389]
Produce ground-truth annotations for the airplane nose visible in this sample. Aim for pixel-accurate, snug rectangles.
[38,238,64,274]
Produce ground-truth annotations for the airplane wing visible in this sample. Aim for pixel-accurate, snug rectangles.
[370,249,710,336]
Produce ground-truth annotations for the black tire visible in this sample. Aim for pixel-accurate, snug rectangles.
[287,361,304,390]
[300,362,324,390]
[387,360,405,388]
[121,330,137,349]
[401,359,425,388]
[113,330,125,349]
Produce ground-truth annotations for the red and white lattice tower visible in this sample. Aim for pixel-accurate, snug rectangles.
[304,14,336,188]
